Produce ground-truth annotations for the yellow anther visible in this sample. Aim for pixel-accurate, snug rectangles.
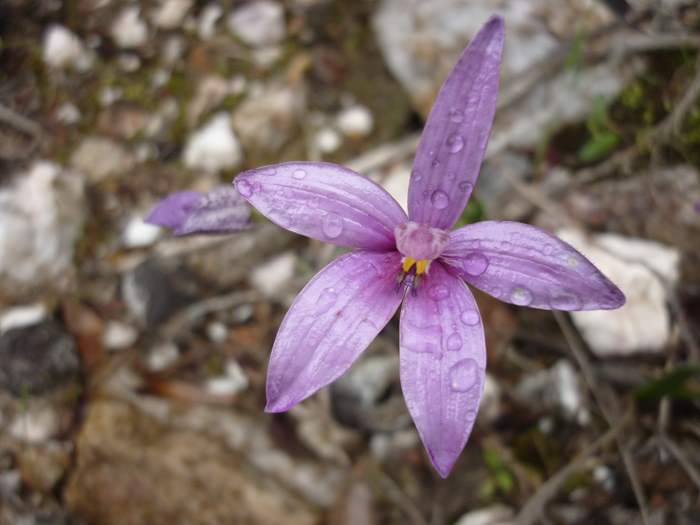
[402,257,416,273]
[401,257,430,276]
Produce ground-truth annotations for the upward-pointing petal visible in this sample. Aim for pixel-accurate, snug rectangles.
[235,162,407,251]
[408,16,504,230]
[266,251,403,412]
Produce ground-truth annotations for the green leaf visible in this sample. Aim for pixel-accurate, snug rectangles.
[578,131,619,163]
[455,197,483,228]
[634,365,700,402]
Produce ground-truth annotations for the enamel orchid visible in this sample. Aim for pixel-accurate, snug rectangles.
[147,16,625,477]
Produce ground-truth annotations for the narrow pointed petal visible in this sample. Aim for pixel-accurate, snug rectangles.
[441,221,626,310]
[400,262,486,478]
[407,16,504,230]
[235,162,407,251]
[266,251,403,412]
[145,186,250,236]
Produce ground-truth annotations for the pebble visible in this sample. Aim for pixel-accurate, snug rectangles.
[227,0,286,48]
[123,215,162,248]
[206,322,229,343]
[183,113,243,173]
[102,321,139,351]
[336,105,373,138]
[147,342,179,371]
[70,136,134,183]
[250,252,297,298]
[9,407,60,444]
[315,127,342,154]
[0,304,48,333]
[151,0,192,29]
[454,505,515,525]
[43,25,92,70]
[111,7,149,49]
[55,102,81,124]
[198,3,224,40]
[205,360,249,396]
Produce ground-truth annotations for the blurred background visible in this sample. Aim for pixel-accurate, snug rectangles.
[1,0,700,524]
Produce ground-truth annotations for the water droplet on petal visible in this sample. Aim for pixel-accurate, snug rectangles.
[237,179,253,197]
[448,107,464,123]
[412,170,423,182]
[449,359,479,392]
[431,158,441,168]
[446,133,465,153]
[500,240,512,250]
[260,167,277,176]
[549,292,583,310]
[428,283,450,301]
[403,322,442,354]
[460,309,480,326]
[430,190,449,210]
[510,286,533,306]
[446,332,462,351]
[318,287,338,309]
[292,168,307,180]
[462,252,489,277]
[543,243,554,255]
[321,212,344,239]
[458,181,472,194]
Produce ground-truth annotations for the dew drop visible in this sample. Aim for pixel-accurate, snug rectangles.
[430,190,449,210]
[460,309,480,326]
[446,332,462,351]
[260,167,277,176]
[543,243,554,255]
[429,284,450,301]
[318,287,338,309]
[458,181,473,193]
[449,359,479,392]
[446,133,465,153]
[510,286,533,306]
[462,252,489,277]
[500,240,512,250]
[412,170,423,182]
[549,292,583,310]
[292,168,307,180]
[321,212,344,239]
[431,158,441,168]
[237,179,253,197]
[403,322,442,354]
[448,107,465,123]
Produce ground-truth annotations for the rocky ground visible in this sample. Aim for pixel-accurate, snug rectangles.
[1,0,700,524]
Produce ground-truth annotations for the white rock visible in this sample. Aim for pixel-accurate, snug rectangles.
[123,216,161,248]
[151,0,192,29]
[478,373,502,424]
[55,102,81,124]
[43,25,92,70]
[151,68,171,89]
[557,229,679,356]
[102,321,139,350]
[206,321,229,343]
[183,113,243,173]
[148,342,179,371]
[10,406,60,444]
[117,53,141,72]
[250,251,297,298]
[370,429,420,461]
[206,360,249,396]
[0,162,83,292]
[232,84,306,153]
[379,163,411,212]
[227,0,286,47]
[314,127,341,154]
[70,136,134,183]
[99,86,122,106]
[454,505,515,525]
[198,3,224,40]
[112,7,149,49]
[515,359,590,425]
[187,75,230,126]
[161,35,185,64]
[336,105,373,138]
[0,304,48,333]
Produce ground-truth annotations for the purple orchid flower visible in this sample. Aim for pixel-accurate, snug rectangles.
[146,16,624,477]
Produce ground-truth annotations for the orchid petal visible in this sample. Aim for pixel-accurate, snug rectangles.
[265,251,403,412]
[441,221,626,310]
[400,262,486,478]
[235,162,407,251]
[407,16,504,230]
[145,186,250,236]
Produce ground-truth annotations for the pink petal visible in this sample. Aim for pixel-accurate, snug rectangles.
[408,16,504,230]
[235,162,407,251]
[265,250,403,412]
[441,221,626,310]
[145,186,250,236]
[399,261,486,478]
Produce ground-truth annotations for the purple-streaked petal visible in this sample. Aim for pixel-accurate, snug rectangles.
[266,250,403,412]
[408,16,504,230]
[235,162,407,251]
[441,221,626,310]
[145,191,202,229]
[399,261,486,478]
[145,186,250,236]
